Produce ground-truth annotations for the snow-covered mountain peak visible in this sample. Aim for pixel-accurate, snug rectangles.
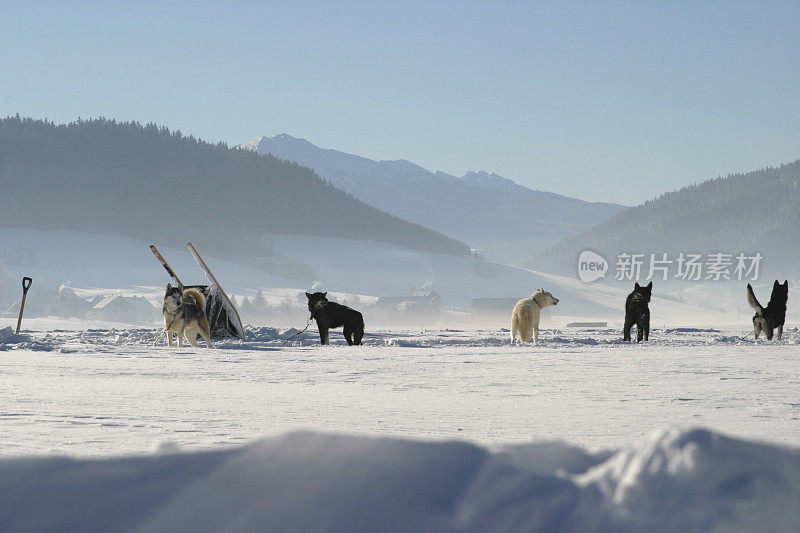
[242,134,363,160]
[460,170,526,193]
[240,134,316,153]
[237,136,265,151]
[265,133,314,145]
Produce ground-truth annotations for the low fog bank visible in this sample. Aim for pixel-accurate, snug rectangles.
[2,228,791,330]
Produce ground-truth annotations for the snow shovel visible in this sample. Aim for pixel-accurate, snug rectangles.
[15,277,32,334]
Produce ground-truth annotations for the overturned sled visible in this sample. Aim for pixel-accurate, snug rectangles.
[151,244,246,341]
[182,284,244,340]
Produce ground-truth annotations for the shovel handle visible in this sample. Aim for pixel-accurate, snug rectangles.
[16,277,32,334]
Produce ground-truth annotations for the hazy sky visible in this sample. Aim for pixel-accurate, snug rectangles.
[2,1,798,204]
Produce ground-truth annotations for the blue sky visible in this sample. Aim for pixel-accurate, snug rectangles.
[2,1,798,204]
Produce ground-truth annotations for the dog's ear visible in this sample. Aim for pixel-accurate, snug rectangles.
[774,280,780,288]
[647,281,653,290]
[784,280,789,288]
[322,292,327,298]
[167,283,172,290]
[635,282,641,289]
[305,292,312,299]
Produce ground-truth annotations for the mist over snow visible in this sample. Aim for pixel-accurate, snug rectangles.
[0,228,739,327]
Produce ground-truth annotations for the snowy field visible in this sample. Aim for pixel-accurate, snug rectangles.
[2,321,800,531]
[2,228,799,531]
[2,320,799,456]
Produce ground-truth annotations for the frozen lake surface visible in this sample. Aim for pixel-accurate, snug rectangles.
[2,321,798,456]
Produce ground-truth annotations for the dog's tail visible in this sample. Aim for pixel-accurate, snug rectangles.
[746,284,763,316]
[182,287,207,312]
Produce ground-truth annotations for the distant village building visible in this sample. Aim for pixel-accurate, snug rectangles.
[56,286,94,317]
[471,297,520,320]
[5,285,92,319]
[90,295,158,324]
[377,290,442,312]
[5,288,58,318]
[3,284,159,325]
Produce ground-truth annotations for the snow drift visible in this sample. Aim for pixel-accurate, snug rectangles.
[1,428,798,533]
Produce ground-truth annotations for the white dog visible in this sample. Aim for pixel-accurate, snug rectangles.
[511,289,559,343]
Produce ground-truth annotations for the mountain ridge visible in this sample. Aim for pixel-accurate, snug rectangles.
[528,160,800,280]
[0,116,472,266]
[240,133,625,263]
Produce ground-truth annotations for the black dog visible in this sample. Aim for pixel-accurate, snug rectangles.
[306,292,364,345]
[624,281,652,342]
[747,280,788,340]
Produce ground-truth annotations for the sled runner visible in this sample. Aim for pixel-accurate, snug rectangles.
[149,244,183,285]
[150,244,246,340]
[187,242,246,341]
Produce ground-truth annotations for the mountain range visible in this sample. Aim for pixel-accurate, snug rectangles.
[0,117,471,280]
[240,135,624,264]
[529,160,800,281]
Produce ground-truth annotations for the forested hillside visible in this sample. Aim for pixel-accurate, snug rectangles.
[529,161,800,280]
[0,116,471,262]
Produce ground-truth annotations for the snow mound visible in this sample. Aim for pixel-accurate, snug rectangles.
[579,427,800,532]
[1,428,798,532]
[0,326,29,343]
[0,325,37,350]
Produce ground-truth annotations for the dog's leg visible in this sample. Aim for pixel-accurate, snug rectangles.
[200,328,213,348]
[198,318,213,348]
[178,328,184,347]
[644,322,650,342]
[167,330,173,347]
[318,327,329,345]
[510,315,518,343]
[184,326,199,347]
[623,321,631,342]
[636,323,643,343]
[766,327,774,341]
[343,324,354,346]
[533,313,540,343]
[777,325,783,341]
[353,328,363,345]
[754,324,760,340]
